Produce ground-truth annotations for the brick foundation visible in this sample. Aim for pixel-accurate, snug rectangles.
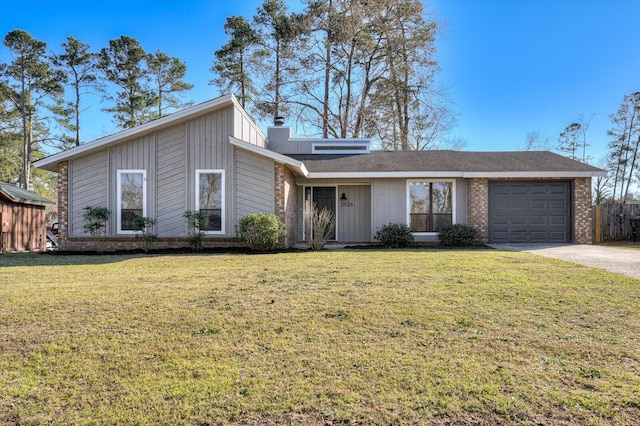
[59,237,242,252]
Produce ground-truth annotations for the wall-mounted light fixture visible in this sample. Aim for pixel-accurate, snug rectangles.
[340,193,347,200]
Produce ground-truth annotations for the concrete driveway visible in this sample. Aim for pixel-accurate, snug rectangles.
[489,244,640,280]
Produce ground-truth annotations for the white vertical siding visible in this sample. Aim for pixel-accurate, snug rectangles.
[235,149,275,220]
[69,150,109,236]
[455,178,467,224]
[337,185,371,242]
[186,106,235,236]
[108,134,156,235]
[156,125,187,237]
[233,103,266,147]
[370,179,406,237]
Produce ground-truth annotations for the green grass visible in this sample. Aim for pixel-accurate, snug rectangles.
[1,250,639,425]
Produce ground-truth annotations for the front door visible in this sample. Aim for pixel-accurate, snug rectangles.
[311,187,336,240]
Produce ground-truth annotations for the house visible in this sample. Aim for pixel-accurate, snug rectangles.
[0,182,53,252]
[34,94,606,251]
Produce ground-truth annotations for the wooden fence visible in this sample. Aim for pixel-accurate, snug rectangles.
[593,204,640,242]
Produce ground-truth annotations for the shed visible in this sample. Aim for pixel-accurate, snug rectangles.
[0,182,53,252]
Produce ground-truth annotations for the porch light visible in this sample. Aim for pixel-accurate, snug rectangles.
[340,193,347,200]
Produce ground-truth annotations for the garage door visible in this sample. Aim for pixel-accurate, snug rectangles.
[488,181,571,243]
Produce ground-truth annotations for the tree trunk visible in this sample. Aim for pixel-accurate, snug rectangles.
[75,81,81,146]
[239,50,246,108]
[274,39,281,118]
[322,0,332,138]
[20,77,30,189]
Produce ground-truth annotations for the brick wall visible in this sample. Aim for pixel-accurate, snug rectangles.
[466,177,594,244]
[466,178,489,243]
[57,161,69,250]
[274,163,298,248]
[573,177,593,244]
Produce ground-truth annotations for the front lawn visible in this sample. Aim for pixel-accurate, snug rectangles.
[1,250,638,424]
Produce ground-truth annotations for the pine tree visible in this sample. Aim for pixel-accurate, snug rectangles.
[51,36,103,147]
[0,84,23,184]
[557,122,582,160]
[147,50,193,118]
[1,29,64,189]
[98,35,155,129]
[253,0,300,119]
[211,16,261,109]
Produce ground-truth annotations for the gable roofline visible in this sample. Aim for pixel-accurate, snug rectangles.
[34,94,242,172]
[0,182,54,206]
[229,136,308,176]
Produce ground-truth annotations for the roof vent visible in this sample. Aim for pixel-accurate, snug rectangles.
[274,116,285,126]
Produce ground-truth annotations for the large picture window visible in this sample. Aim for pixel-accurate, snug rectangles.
[408,180,454,233]
[117,170,146,234]
[196,170,225,234]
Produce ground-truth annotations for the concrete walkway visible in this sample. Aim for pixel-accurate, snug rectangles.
[489,244,640,280]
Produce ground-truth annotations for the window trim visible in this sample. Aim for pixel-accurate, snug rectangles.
[406,179,456,235]
[195,169,225,235]
[117,169,147,235]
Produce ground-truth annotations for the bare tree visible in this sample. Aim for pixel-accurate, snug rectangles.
[520,131,554,151]
[607,92,640,202]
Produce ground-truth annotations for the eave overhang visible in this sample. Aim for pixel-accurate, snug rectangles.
[229,137,308,177]
[304,170,607,179]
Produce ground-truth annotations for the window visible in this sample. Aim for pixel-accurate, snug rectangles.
[408,180,454,233]
[117,170,146,234]
[311,142,370,154]
[196,170,225,234]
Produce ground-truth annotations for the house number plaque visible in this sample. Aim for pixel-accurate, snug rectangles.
[340,201,354,207]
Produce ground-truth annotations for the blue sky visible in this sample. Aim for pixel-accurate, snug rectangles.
[1,0,639,164]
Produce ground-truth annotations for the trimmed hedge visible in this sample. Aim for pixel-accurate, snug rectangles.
[438,224,481,247]
[374,223,414,248]
[236,213,286,251]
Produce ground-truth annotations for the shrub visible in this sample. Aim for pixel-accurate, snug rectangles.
[305,204,335,250]
[82,206,111,251]
[133,216,158,252]
[236,213,286,251]
[183,211,206,251]
[438,224,481,247]
[374,223,414,248]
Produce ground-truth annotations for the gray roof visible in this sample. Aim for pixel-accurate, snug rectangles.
[0,182,53,206]
[288,150,605,177]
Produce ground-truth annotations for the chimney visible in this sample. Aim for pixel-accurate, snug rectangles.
[267,117,295,153]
